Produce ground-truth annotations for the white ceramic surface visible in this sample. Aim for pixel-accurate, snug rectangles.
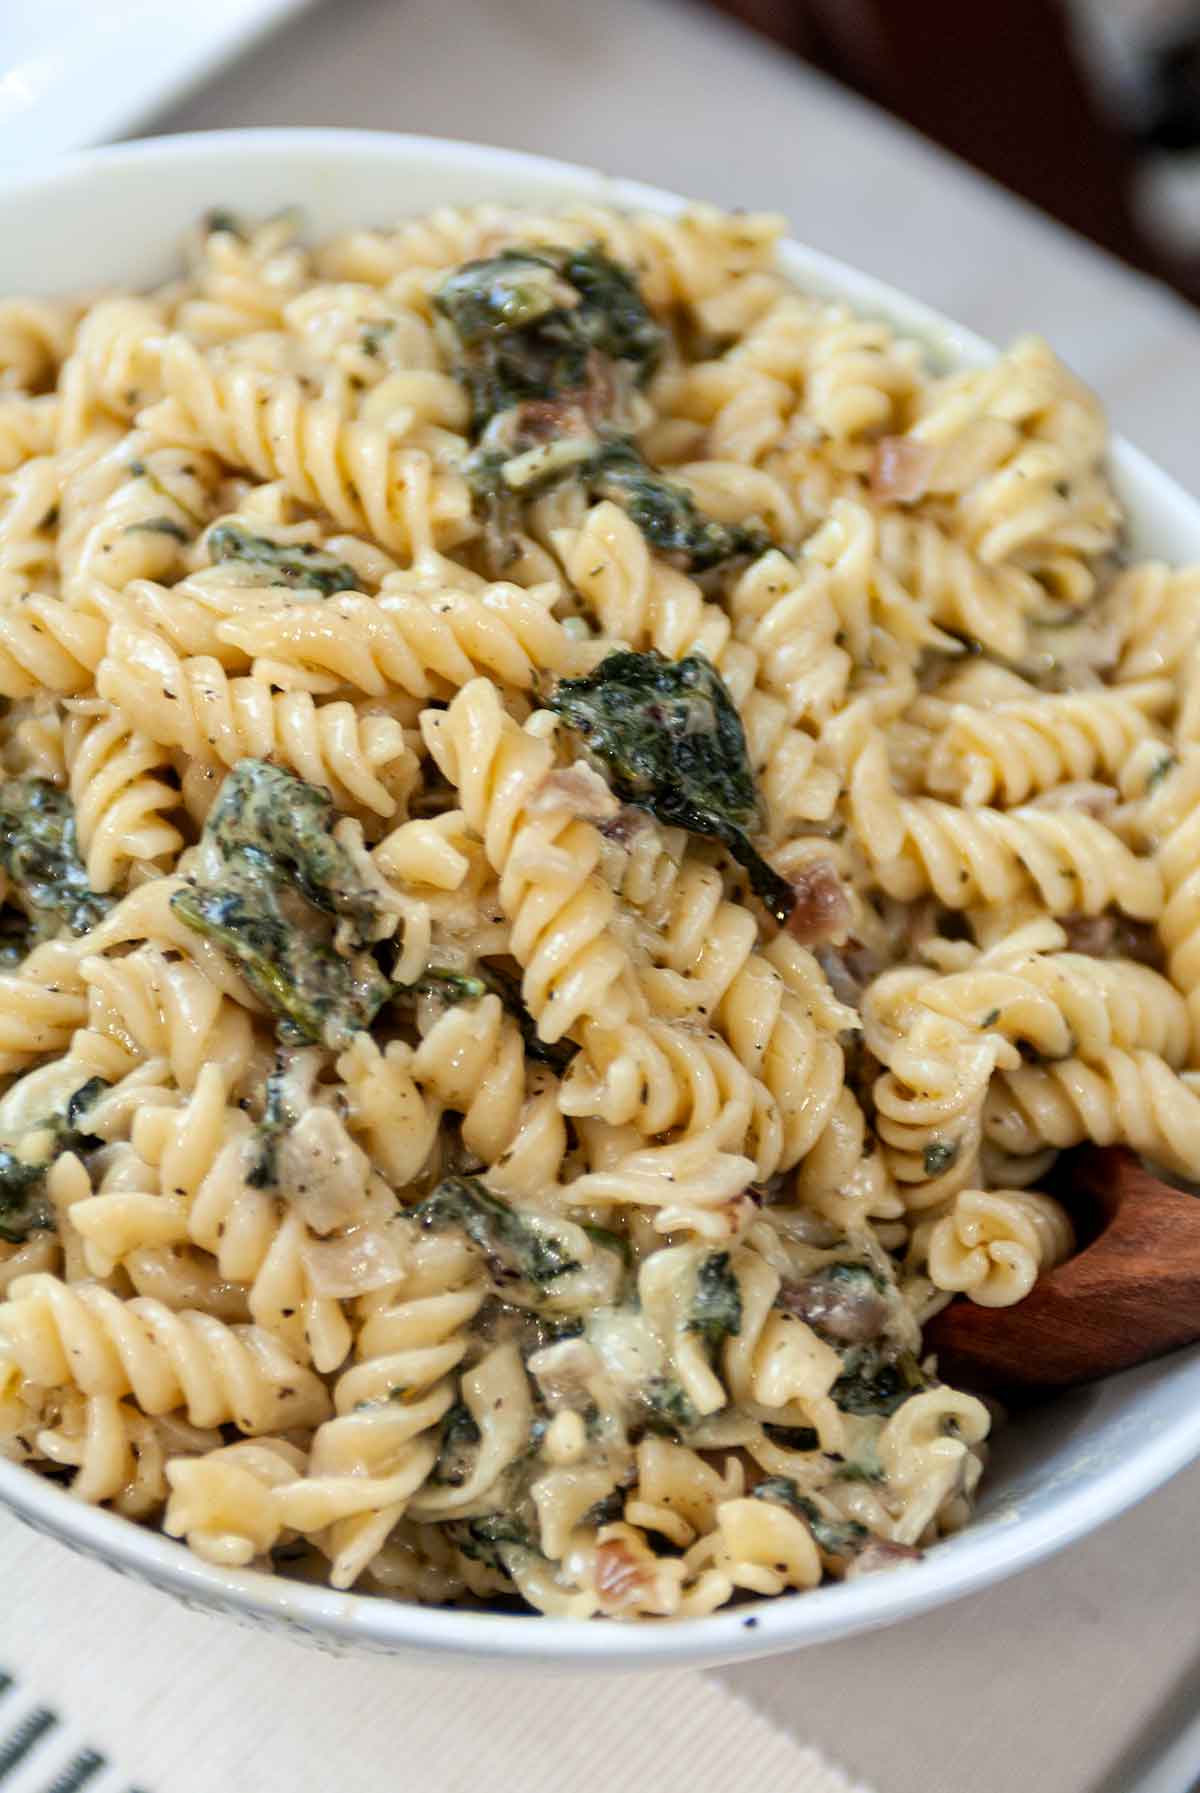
[0,1,315,163]
[0,129,1197,1671]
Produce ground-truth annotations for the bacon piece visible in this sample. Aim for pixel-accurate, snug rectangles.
[871,436,935,505]
[777,1271,890,1343]
[594,1538,650,1607]
[1061,912,1162,967]
[844,1539,923,1577]
[785,859,851,945]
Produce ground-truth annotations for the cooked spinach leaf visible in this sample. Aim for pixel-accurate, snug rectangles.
[750,1477,869,1558]
[590,440,771,571]
[1147,753,1177,794]
[435,245,662,429]
[436,252,574,347]
[172,871,389,1049]
[686,1251,742,1355]
[635,1376,700,1437]
[436,245,768,572]
[922,1140,959,1178]
[0,1155,55,1245]
[444,1510,535,1572]
[558,247,666,373]
[0,781,114,939]
[404,967,489,1005]
[429,1401,483,1489]
[831,1344,926,1417]
[548,650,795,923]
[171,760,392,1048]
[395,962,577,1074]
[0,1074,107,1244]
[414,1176,581,1291]
[246,1061,292,1190]
[207,523,358,597]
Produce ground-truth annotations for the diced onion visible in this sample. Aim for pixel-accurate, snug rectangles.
[303,1225,406,1297]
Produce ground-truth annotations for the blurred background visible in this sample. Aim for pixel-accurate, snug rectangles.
[6,0,1200,309]
[713,0,1200,305]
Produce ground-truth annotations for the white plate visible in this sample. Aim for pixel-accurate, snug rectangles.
[0,0,313,163]
[0,129,1197,1671]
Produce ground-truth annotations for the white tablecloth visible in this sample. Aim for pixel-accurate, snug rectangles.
[5,4,1194,1790]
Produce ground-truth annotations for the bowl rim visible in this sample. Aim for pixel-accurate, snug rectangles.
[2,125,1199,1666]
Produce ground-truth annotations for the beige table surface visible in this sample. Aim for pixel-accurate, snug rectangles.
[36,2,1199,1789]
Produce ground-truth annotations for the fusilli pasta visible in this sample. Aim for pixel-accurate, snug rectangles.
[0,194,1189,1623]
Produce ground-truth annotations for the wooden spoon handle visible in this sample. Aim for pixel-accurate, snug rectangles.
[924,1150,1200,1392]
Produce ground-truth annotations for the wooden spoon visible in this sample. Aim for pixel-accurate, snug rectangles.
[923,1148,1200,1393]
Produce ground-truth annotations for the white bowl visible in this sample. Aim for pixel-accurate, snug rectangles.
[1,128,1197,1670]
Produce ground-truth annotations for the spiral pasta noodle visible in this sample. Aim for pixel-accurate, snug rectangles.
[0,592,106,698]
[914,1186,1074,1308]
[97,622,416,819]
[926,684,1171,807]
[0,1274,330,1431]
[985,1047,1200,1178]
[64,708,184,890]
[850,734,1161,917]
[216,579,592,699]
[422,679,636,1045]
[1134,747,1200,1058]
[146,337,474,558]
[0,396,59,475]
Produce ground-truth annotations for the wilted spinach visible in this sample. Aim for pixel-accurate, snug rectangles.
[245,1060,292,1190]
[429,1401,483,1489]
[548,650,796,923]
[207,523,358,597]
[686,1251,743,1356]
[414,1176,581,1291]
[0,1074,107,1244]
[922,1140,959,1178]
[435,245,663,428]
[171,760,392,1048]
[750,1477,870,1558]
[634,1376,700,1437]
[436,245,770,573]
[589,440,770,571]
[172,876,390,1048]
[831,1344,926,1417]
[0,781,113,939]
[444,1511,535,1573]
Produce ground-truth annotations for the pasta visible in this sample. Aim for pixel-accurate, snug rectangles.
[0,194,1190,1622]
[0,1274,330,1432]
[913,1187,1075,1307]
[850,734,1161,917]
[96,624,417,820]
[925,684,1171,807]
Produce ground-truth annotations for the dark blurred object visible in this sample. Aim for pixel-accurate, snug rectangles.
[707,0,1200,305]
[1140,29,1200,149]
